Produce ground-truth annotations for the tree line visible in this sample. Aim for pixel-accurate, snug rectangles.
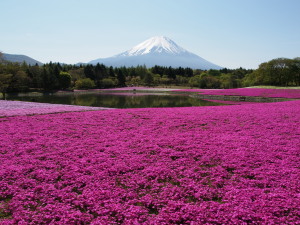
[1,53,300,97]
[243,58,300,86]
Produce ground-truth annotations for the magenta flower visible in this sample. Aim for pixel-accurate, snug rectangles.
[0,100,299,223]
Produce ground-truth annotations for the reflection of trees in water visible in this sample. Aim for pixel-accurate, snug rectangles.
[75,95,98,107]
[7,93,224,108]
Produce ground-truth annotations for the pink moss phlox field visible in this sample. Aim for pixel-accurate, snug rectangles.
[0,101,300,224]
[177,88,300,99]
[103,87,151,91]
[0,100,110,117]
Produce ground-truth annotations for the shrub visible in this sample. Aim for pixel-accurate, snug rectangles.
[75,78,95,89]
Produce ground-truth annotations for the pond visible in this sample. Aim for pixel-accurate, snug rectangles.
[5,92,225,108]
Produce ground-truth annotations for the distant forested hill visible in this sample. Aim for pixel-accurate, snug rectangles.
[3,53,43,65]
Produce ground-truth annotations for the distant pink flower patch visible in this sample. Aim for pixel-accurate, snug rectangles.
[0,100,110,117]
[176,88,300,99]
[104,87,151,91]
[99,92,167,96]
[104,87,179,91]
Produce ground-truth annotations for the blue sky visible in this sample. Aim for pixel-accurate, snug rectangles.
[1,0,300,69]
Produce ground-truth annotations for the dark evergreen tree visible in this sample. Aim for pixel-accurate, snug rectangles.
[184,67,193,77]
[165,66,173,79]
[117,69,126,87]
[84,65,95,80]
[144,72,154,86]
[109,66,115,77]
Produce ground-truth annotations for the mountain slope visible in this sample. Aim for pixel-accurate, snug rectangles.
[88,36,222,70]
[2,53,43,65]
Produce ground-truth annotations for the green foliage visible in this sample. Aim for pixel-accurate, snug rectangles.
[75,78,95,89]
[175,75,189,86]
[10,70,31,92]
[243,58,300,86]
[0,52,4,63]
[199,74,221,89]
[59,72,72,89]
[220,73,241,89]
[207,69,221,77]
[101,78,117,88]
[143,72,154,86]
[189,75,201,87]
[128,76,142,86]
[69,68,85,81]
[117,69,126,87]
[0,73,13,99]
[0,56,298,93]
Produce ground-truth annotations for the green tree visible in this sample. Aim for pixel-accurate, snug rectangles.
[207,69,221,77]
[188,75,201,87]
[220,73,241,89]
[75,78,95,89]
[175,75,189,86]
[10,70,31,92]
[102,78,117,88]
[135,65,148,79]
[94,63,108,87]
[69,68,85,87]
[252,58,296,86]
[143,72,154,86]
[27,65,42,88]
[290,58,300,85]
[0,73,12,99]
[0,52,4,63]
[161,75,171,86]
[84,65,95,80]
[59,71,72,89]
[130,76,142,86]
[117,69,126,87]
[108,66,115,77]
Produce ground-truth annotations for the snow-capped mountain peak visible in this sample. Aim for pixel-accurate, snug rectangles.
[119,36,188,56]
[88,36,222,70]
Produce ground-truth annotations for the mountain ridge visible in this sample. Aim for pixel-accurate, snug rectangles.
[2,53,43,65]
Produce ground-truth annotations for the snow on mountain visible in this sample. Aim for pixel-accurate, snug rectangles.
[119,36,187,56]
[89,36,222,70]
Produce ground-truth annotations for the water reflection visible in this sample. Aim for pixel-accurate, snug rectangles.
[6,92,225,108]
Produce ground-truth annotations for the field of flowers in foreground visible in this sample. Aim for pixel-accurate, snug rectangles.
[0,101,300,224]
[0,100,110,117]
[177,88,300,99]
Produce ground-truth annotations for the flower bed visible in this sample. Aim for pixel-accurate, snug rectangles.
[0,100,299,224]
[0,100,111,117]
[176,88,300,99]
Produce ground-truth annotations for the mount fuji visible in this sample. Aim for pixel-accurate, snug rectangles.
[88,36,222,70]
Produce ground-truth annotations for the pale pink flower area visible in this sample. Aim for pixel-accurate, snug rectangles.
[0,100,299,224]
[99,92,168,96]
[103,87,180,91]
[0,100,111,117]
[177,88,300,99]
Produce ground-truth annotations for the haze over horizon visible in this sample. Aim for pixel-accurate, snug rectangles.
[1,0,300,69]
